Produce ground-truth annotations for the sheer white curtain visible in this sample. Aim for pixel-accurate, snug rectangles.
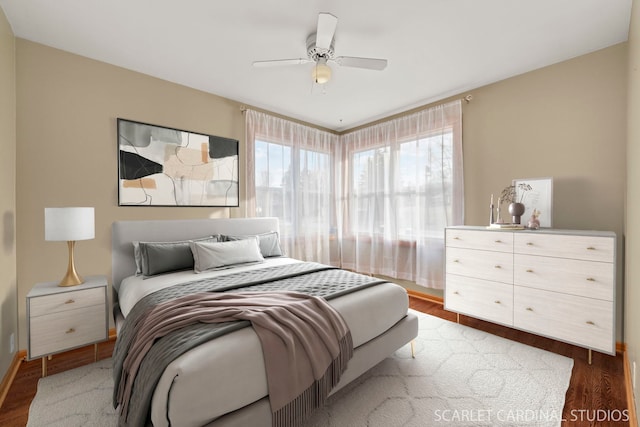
[339,100,464,288]
[244,109,341,265]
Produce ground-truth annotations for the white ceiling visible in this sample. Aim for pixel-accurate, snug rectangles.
[0,0,632,132]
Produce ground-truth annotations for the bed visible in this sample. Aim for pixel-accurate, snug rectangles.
[111,217,419,427]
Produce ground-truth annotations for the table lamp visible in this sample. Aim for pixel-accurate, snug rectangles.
[44,207,95,287]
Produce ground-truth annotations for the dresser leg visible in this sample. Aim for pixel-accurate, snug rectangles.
[588,349,592,365]
[410,340,416,358]
[41,357,47,377]
[94,343,98,362]
[456,313,460,324]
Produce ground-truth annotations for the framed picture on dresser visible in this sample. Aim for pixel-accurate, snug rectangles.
[117,118,239,207]
[513,177,553,228]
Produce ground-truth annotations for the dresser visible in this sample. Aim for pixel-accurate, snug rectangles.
[445,226,616,357]
[27,275,109,376]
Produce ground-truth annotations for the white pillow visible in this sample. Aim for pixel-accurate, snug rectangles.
[190,238,264,273]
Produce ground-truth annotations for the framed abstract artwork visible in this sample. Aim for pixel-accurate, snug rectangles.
[117,119,239,207]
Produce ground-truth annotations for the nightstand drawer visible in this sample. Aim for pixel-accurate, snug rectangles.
[29,287,104,317]
[29,305,107,358]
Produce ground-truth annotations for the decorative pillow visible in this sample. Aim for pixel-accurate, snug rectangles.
[223,231,283,257]
[190,238,264,273]
[134,235,220,277]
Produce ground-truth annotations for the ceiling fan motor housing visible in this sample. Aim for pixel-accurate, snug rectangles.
[307,33,335,61]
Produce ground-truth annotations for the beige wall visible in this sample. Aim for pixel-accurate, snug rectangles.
[461,44,627,341]
[13,39,629,351]
[626,0,639,416]
[15,40,247,349]
[0,8,17,381]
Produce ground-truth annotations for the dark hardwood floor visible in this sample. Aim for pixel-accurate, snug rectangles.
[0,297,629,426]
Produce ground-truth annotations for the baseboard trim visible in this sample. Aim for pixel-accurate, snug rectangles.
[407,289,443,304]
[623,348,638,427]
[0,350,26,410]
[617,342,626,354]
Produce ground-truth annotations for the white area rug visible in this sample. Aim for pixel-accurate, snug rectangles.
[27,311,573,427]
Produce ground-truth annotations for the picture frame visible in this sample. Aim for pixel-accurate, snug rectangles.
[117,118,239,207]
[512,177,553,228]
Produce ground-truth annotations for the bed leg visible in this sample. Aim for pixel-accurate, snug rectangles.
[410,340,416,358]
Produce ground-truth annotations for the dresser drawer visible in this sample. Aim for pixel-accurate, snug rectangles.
[445,275,513,326]
[29,305,107,358]
[447,247,513,284]
[29,287,104,317]
[514,233,614,262]
[513,286,614,354]
[514,254,614,301]
[446,229,513,253]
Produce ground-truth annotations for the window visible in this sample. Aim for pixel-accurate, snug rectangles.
[254,139,332,237]
[349,130,454,240]
[246,100,462,287]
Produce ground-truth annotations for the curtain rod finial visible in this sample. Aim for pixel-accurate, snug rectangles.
[464,95,473,103]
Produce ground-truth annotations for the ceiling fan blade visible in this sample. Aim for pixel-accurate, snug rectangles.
[252,58,311,68]
[334,56,388,71]
[316,13,338,50]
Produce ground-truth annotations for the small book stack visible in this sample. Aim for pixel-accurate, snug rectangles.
[487,223,525,230]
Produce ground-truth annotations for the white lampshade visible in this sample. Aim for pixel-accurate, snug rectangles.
[45,207,95,241]
[312,58,332,84]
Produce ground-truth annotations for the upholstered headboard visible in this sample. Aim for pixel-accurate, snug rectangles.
[111,217,280,291]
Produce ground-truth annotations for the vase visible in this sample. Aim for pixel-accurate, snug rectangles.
[508,202,525,224]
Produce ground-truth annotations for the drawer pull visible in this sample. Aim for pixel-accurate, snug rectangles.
[453,237,460,240]
[586,321,595,326]
[495,239,502,243]
[587,246,596,250]
[526,269,534,273]
[453,259,460,263]
[65,299,75,304]
[494,300,501,304]
[586,277,596,282]
[65,328,76,334]
[453,291,459,295]
[526,242,534,246]
[526,307,534,311]
[494,265,502,269]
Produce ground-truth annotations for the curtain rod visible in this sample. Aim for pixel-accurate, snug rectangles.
[240,95,472,114]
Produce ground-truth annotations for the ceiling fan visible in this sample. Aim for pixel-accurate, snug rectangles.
[252,13,388,84]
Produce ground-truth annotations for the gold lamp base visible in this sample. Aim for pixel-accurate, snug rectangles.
[58,241,84,287]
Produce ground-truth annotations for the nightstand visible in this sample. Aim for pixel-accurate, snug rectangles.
[27,275,109,376]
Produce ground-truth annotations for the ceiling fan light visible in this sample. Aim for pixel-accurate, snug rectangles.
[312,60,332,84]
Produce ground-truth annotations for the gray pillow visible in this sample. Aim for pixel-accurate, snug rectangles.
[134,235,220,277]
[223,231,283,257]
[190,238,264,273]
